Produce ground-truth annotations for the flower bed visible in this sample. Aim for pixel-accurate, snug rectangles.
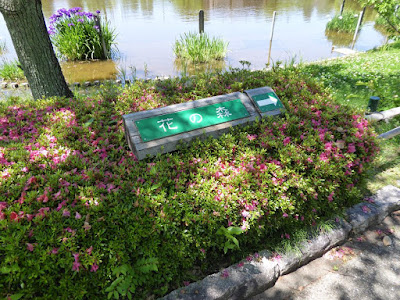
[0,67,378,299]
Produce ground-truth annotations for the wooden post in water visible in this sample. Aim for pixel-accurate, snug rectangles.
[94,15,108,59]
[360,7,367,24]
[340,0,346,15]
[267,11,277,66]
[352,10,364,49]
[199,10,204,34]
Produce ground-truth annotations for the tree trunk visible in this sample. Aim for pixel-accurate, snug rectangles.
[0,0,73,100]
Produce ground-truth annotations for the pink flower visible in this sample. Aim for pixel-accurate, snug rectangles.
[90,263,99,272]
[37,190,49,203]
[62,209,70,217]
[21,167,29,172]
[319,152,329,162]
[72,253,81,272]
[1,170,10,179]
[362,205,371,214]
[324,142,333,151]
[283,137,291,146]
[247,134,257,141]
[347,144,356,153]
[364,197,374,203]
[72,261,81,272]
[221,269,229,278]
[282,213,289,218]
[86,246,93,255]
[183,281,190,286]
[51,248,59,254]
[271,254,281,262]
[214,171,223,179]
[106,183,116,193]
[241,210,250,218]
[10,211,19,222]
[238,262,244,267]
[75,212,81,219]
[26,243,34,252]
[328,192,334,202]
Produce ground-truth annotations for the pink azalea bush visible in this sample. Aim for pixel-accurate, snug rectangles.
[0,67,378,299]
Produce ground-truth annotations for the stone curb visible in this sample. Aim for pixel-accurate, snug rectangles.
[161,185,400,300]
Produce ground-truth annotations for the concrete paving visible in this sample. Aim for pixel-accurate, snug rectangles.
[250,210,400,300]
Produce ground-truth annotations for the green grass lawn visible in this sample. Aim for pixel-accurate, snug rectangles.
[301,42,400,110]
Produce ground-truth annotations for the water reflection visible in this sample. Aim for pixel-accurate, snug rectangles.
[173,58,226,77]
[325,30,356,48]
[61,60,118,83]
[0,0,386,82]
[42,0,377,21]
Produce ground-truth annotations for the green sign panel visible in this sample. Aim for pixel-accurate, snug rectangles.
[252,92,284,113]
[135,99,249,142]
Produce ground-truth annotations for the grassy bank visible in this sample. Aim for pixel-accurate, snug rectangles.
[300,42,400,110]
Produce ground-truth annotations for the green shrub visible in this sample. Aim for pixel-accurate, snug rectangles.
[0,67,378,299]
[173,32,228,63]
[48,7,116,60]
[0,59,25,81]
[375,15,400,39]
[326,11,360,33]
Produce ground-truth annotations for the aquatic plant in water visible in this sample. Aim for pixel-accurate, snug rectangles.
[48,7,116,60]
[326,11,360,33]
[173,32,228,63]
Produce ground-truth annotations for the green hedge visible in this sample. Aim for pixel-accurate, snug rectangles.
[0,67,378,299]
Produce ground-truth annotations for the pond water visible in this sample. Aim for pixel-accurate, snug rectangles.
[0,0,387,82]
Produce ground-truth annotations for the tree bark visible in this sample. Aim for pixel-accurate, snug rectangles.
[0,0,73,100]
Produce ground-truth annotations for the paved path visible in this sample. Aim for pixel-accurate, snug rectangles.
[251,211,400,300]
